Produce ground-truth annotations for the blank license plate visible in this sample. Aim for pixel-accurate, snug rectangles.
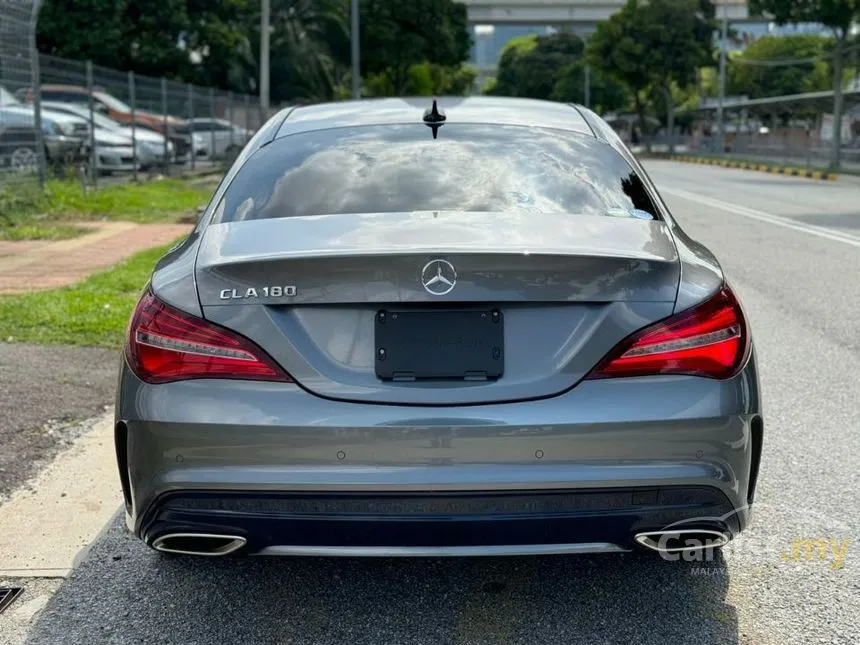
[374,309,504,381]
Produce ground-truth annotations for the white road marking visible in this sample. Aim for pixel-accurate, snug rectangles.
[660,186,860,249]
[0,413,121,578]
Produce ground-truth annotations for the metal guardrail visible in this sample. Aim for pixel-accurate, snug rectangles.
[690,134,860,171]
[640,133,860,172]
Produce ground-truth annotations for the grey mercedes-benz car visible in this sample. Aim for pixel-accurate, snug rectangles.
[116,97,763,558]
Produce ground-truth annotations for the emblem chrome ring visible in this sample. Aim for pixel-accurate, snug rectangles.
[421,259,457,295]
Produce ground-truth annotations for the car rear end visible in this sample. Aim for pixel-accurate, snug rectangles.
[132,113,191,162]
[166,123,192,163]
[93,141,137,172]
[0,106,84,166]
[116,100,762,557]
[152,116,192,163]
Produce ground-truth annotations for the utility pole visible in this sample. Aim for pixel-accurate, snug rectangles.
[584,63,591,109]
[29,0,46,188]
[716,0,728,154]
[260,0,270,113]
[831,37,845,169]
[351,0,360,99]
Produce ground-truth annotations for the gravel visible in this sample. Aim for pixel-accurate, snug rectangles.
[26,516,739,645]
[0,343,119,500]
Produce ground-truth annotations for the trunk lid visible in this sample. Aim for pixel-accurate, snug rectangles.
[195,211,680,405]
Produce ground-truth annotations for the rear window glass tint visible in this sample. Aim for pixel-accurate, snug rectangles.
[216,124,658,223]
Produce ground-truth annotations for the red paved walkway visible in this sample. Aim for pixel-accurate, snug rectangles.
[0,222,191,294]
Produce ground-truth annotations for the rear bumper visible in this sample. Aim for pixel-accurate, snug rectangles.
[168,135,191,159]
[117,353,763,553]
[95,146,137,171]
[139,487,739,556]
[45,137,82,161]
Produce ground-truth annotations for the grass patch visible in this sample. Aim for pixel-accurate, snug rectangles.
[43,179,211,223]
[0,178,211,239]
[0,242,174,347]
[0,223,89,241]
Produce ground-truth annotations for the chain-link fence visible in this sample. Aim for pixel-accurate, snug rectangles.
[23,54,279,187]
[0,0,45,195]
[665,89,860,171]
[1,28,280,191]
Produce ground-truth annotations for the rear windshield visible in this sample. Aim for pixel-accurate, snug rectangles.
[216,124,658,223]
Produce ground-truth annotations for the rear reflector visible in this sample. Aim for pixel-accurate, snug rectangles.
[126,291,291,384]
[586,285,750,380]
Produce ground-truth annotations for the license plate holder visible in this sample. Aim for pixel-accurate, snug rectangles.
[374,309,504,381]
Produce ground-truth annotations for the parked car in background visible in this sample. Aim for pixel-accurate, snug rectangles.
[131,121,192,163]
[36,107,152,173]
[18,85,192,161]
[0,85,19,107]
[189,118,250,161]
[0,86,89,139]
[42,101,174,168]
[0,121,43,173]
[0,105,84,172]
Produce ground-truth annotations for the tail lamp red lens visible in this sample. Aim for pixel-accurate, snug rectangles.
[126,291,291,384]
[586,285,750,380]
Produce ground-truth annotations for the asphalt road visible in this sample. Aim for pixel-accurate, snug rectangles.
[0,343,118,500]
[18,161,860,644]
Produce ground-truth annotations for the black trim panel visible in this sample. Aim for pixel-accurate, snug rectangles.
[139,487,740,553]
[747,416,764,504]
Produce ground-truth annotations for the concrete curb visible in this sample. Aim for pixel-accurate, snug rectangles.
[668,155,838,181]
[0,413,120,578]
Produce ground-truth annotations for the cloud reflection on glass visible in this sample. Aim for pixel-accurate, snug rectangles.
[218,125,657,224]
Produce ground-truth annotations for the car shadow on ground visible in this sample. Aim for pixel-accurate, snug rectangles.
[27,516,738,645]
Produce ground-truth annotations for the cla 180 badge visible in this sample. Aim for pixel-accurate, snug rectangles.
[219,286,297,300]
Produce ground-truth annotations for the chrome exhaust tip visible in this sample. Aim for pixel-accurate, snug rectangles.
[634,529,730,553]
[151,533,247,556]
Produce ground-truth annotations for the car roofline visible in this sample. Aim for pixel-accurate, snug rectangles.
[275,97,600,141]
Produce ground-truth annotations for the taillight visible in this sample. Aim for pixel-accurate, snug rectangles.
[126,291,291,384]
[586,285,750,380]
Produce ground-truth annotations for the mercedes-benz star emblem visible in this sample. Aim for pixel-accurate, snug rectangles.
[421,259,457,295]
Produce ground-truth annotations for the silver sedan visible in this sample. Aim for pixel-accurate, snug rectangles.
[116,97,763,559]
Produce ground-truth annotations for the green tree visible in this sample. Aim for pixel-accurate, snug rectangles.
[589,0,716,149]
[359,0,471,95]
[588,1,658,145]
[184,0,260,92]
[727,35,831,99]
[550,62,630,113]
[38,0,262,89]
[436,64,479,95]
[249,0,348,102]
[487,34,535,95]
[488,32,628,112]
[749,0,860,167]
[37,0,192,77]
[37,0,347,103]
[412,63,478,95]
[365,62,477,96]
[491,33,582,99]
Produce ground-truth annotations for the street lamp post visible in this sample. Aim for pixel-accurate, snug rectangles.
[261,0,270,114]
[716,0,728,154]
[351,0,360,99]
[584,63,591,109]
